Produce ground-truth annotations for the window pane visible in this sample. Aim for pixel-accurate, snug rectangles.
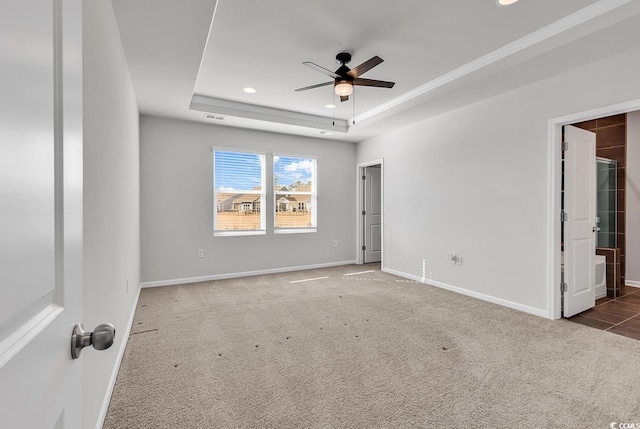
[273,155,317,230]
[214,150,265,233]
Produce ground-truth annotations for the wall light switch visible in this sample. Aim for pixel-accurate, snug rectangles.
[197,249,204,258]
[333,240,338,248]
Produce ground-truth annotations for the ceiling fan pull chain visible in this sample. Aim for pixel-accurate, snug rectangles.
[353,88,356,125]
[332,92,335,126]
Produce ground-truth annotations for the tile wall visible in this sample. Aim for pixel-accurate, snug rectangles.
[573,113,627,292]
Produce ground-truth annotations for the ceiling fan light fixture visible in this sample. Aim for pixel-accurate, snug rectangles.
[496,0,518,5]
[334,80,353,97]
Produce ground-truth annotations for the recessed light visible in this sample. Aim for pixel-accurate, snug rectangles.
[243,87,256,94]
[325,104,336,109]
[496,0,518,5]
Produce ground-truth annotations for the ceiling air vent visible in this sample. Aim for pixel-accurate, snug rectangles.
[204,113,225,120]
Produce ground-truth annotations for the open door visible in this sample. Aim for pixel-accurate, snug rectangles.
[0,1,84,427]
[563,125,597,317]
[363,166,382,263]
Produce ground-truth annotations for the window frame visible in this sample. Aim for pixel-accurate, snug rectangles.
[213,147,266,237]
[273,153,318,235]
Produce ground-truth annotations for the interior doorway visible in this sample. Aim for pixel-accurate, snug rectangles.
[562,113,640,340]
[357,160,383,265]
[549,101,640,331]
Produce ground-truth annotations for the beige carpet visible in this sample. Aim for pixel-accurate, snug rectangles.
[104,264,640,428]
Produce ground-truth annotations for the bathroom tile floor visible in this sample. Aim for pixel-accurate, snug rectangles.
[569,285,640,340]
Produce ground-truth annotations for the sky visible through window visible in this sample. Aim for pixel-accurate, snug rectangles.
[214,152,313,191]
[214,151,262,191]
[274,156,313,188]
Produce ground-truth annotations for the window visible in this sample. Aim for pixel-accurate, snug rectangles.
[273,155,317,233]
[213,149,265,236]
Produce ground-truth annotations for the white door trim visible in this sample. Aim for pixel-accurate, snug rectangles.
[356,159,384,266]
[547,99,640,319]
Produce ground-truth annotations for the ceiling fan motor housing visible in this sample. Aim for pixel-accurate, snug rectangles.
[336,52,352,65]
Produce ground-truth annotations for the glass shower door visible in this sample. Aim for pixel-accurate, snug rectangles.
[596,157,617,248]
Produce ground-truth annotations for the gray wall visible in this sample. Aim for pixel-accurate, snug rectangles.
[357,46,640,317]
[627,110,640,286]
[140,116,356,283]
[82,2,140,427]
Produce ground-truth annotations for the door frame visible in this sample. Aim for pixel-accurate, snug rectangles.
[547,99,640,319]
[356,159,384,266]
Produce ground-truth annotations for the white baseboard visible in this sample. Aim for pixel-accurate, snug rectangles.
[383,267,548,319]
[141,260,358,288]
[626,280,640,288]
[95,284,142,429]
[383,267,423,283]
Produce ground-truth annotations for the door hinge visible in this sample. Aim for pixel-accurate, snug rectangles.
[362,210,366,215]
[561,141,568,151]
[561,283,568,292]
[362,245,366,251]
[561,211,568,222]
[362,175,366,180]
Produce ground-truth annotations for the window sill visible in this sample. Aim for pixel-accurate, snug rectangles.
[214,230,266,237]
[274,228,317,235]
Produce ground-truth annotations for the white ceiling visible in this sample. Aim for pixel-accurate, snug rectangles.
[111,0,640,142]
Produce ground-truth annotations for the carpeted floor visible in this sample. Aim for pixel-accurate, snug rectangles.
[104,264,640,428]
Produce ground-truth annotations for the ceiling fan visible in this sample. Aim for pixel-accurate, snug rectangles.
[295,52,395,102]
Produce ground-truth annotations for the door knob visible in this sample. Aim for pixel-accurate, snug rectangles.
[71,323,115,359]
[593,226,601,232]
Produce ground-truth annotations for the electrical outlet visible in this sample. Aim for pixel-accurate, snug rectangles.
[333,240,338,248]
[448,253,462,265]
[197,249,204,258]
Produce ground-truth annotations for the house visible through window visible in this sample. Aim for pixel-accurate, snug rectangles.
[273,155,317,233]
[213,149,266,235]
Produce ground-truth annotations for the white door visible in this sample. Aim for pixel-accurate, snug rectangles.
[0,1,84,428]
[364,166,382,263]
[563,125,596,317]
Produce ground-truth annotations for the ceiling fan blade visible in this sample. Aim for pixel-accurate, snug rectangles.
[353,78,395,88]
[295,81,333,92]
[303,62,340,79]
[340,95,349,102]
[347,56,383,79]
